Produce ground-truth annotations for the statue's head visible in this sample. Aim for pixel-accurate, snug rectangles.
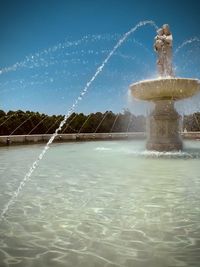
[162,24,170,35]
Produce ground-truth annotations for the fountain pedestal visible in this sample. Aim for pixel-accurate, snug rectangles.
[129,24,200,151]
[130,78,200,151]
[146,100,182,151]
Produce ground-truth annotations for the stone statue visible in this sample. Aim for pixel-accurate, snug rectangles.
[154,24,174,77]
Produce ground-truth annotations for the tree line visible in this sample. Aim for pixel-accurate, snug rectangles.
[0,109,199,135]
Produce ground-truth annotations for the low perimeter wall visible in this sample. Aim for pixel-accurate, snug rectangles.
[0,132,199,146]
[0,132,145,146]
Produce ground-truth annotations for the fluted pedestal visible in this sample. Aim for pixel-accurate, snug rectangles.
[146,100,182,151]
[130,78,200,151]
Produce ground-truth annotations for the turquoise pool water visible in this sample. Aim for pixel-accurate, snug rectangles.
[0,140,200,267]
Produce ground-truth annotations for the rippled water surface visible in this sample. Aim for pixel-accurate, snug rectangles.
[0,140,200,267]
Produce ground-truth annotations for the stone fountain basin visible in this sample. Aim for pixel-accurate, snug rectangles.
[130,78,200,101]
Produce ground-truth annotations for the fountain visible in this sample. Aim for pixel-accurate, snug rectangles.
[1,21,200,267]
[130,24,200,151]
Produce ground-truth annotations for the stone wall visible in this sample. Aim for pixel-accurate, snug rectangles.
[0,132,145,146]
[0,132,199,146]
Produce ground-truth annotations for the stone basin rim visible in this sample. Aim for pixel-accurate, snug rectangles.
[130,77,200,87]
[130,77,200,101]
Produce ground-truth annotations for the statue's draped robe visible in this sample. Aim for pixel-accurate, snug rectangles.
[154,33,174,77]
[163,34,173,76]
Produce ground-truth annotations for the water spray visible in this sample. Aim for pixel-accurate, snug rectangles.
[0,20,158,221]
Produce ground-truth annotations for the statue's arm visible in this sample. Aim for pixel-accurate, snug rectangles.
[165,34,173,46]
[153,44,157,51]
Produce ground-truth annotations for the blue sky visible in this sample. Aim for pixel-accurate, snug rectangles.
[0,0,200,115]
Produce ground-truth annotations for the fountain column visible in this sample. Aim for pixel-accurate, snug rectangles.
[146,100,182,151]
[130,24,200,151]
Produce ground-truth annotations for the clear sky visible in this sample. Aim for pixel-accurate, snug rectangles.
[0,0,200,115]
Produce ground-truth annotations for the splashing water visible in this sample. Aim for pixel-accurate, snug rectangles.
[0,35,94,74]
[174,37,200,55]
[0,35,106,74]
[129,149,199,159]
[0,33,154,102]
[0,20,158,221]
[0,33,150,75]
